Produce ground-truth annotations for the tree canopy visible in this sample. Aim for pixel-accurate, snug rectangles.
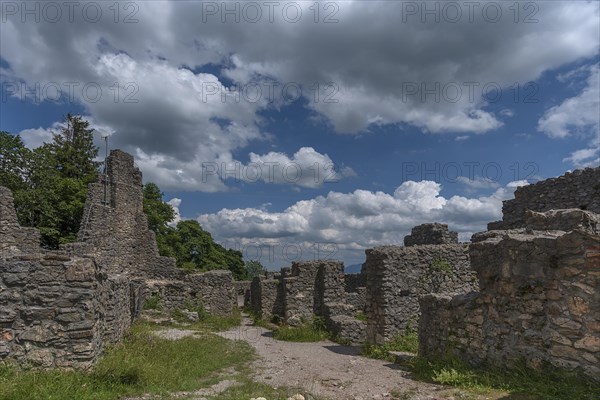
[141,180,262,281]
[0,114,98,247]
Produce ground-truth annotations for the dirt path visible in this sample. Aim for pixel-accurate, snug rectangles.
[217,316,451,400]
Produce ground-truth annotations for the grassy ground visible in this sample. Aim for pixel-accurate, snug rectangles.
[361,326,419,361]
[170,307,243,332]
[408,356,600,400]
[0,322,253,400]
[272,317,330,342]
[359,326,599,400]
[0,312,318,400]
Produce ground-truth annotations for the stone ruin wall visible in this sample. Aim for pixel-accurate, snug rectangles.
[66,150,236,317]
[344,272,366,314]
[1,187,134,369]
[249,261,368,344]
[488,167,600,230]
[0,150,236,369]
[364,225,479,345]
[420,166,600,381]
[250,275,283,322]
[420,209,600,380]
[250,225,478,346]
[404,222,459,247]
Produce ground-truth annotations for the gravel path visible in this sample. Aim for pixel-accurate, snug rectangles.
[217,317,451,400]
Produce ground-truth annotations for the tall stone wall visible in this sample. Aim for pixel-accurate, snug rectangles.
[284,261,323,325]
[1,188,133,369]
[364,242,478,344]
[420,209,600,380]
[488,167,600,230]
[71,150,180,280]
[1,149,237,369]
[67,150,236,317]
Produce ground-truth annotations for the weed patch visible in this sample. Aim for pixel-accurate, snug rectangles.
[409,356,600,400]
[273,317,330,342]
[0,323,253,400]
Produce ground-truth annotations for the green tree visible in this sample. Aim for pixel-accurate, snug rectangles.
[1,115,99,248]
[245,260,267,279]
[166,220,248,280]
[143,183,175,231]
[49,114,98,181]
[0,131,31,191]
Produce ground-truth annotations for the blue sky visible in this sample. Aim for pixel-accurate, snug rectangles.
[1,1,599,269]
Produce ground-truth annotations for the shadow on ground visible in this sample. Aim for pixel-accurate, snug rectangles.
[322,345,361,356]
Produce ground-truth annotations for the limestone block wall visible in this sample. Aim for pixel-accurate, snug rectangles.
[72,150,180,280]
[364,244,478,344]
[314,260,346,319]
[420,210,600,380]
[188,271,236,316]
[1,186,135,369]
[248,262,367,342]
[488,167,600,230]
[1,149,240,369]
[284,261,321,325]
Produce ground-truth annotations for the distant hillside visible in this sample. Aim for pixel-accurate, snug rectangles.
[345,263,363,274]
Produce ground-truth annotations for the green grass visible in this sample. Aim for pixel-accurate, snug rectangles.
[273,317,330,342]
[430,258,453,274]
[361,326,419,361]
[408,355,600,400]
[0,322,254,400]
[142,294,162,310]
[355,311,367,322]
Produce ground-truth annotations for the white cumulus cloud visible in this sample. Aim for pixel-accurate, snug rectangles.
[197,179,528,267]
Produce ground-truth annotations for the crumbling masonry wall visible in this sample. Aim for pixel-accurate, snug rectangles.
[66,150,236,316]
[1,150,237,369]
[364,224,478,344]
[488,167,600,230]
[420,209,600,380]
[249,261,367,343]
[143,271,236,317]
[250,276,281,321]
[404,223,459,247]
[344,273,366,314]
[1,187,133,369]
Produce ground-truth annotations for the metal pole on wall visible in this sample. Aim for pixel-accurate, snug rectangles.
[103,134,109,205]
